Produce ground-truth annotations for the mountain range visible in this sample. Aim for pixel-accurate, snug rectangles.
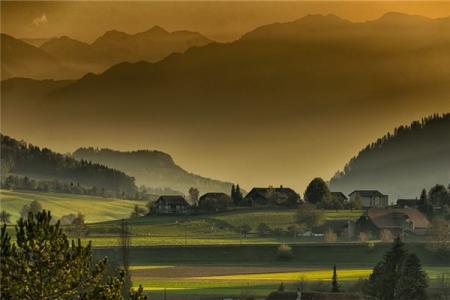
[73,148,234,195]
[1,26,211,79]
[330,114,450,200]
[2,13,450,191]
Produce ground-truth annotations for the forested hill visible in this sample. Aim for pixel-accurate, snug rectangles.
[330,114,450,200]
[0,135,137,194]
[73,147,234,195]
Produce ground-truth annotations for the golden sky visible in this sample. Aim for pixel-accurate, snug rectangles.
[2,1,450,193]
[2,1,450,42]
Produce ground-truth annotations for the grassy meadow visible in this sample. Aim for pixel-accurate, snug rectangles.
[0,189,145,223]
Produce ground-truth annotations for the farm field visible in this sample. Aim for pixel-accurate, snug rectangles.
[128,264,450,299]
[83,208,362,246]
[0,189,145,223]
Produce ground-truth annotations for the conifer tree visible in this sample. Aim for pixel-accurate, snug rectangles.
[0,210,146,300]
[331,265,340,292]
[395,253,428,300]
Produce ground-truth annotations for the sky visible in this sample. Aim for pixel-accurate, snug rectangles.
[2,1,450,43]
[2,1,450,193]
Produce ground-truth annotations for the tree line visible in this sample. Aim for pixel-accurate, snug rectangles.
[1,134,137,195]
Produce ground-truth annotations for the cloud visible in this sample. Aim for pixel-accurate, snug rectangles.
[32,13,48,27]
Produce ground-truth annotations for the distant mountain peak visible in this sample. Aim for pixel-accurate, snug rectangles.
[144,25,169,35]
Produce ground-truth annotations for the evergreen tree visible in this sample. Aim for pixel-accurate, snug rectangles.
[231,184,236,205]
[419,188,434,219]
[365,237,409,300]
[331,264,340,292]
[234,184,244,206]
[395,253,428,300]
[0,210,146,299]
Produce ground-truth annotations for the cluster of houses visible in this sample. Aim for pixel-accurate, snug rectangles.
[150,187,430,238]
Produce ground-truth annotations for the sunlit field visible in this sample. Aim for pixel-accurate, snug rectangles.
[0,189,145,223]
[129,265,450,299]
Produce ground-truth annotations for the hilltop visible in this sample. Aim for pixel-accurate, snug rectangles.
[1,134,137,194]
[73,147,234,195]
[330,114,450,199]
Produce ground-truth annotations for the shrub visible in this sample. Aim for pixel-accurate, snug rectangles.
[277,244,293,260]
[238,224,252,237]
[288,224,305,238]
[380,229,393,242]
[273,227,285,237]
[257,223,272,236]
[324,229,337,243]
[358,232,369,242]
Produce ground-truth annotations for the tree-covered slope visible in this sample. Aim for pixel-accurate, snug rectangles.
[1,135,137,194]
[329,114,450,199]
[73,147,233,195]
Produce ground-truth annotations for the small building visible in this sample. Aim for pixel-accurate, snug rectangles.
[355,207,430,238]
[349,190,389,208]
[198,192,232,212]
[396,198,420,209]
[331,192,348,202]
[244,186,301,207]
[152,195,191,215]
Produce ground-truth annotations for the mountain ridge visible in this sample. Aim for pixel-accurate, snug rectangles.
[329,114,450,200]
[72,147,234,195]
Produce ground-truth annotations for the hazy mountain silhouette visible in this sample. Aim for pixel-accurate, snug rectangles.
[2,13,450,190]
[1,134,137,193]
[38,26,212,77]
[330,114,450,200]
[73,147,234,195]
[0,34,67,80]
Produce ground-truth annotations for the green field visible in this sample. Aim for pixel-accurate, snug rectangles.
[1,189,363,246]
[0,189,146,223]
[128,264,450,299]
[83,207,362,246]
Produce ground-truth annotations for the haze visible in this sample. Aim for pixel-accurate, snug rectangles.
[2,1,450,193]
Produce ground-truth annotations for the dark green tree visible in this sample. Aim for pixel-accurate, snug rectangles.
[304,178,331,205]
[395,253,428,300]
[0,210,146,300]
[418,188,434,219]
[365,237,410,300]
[429,184,449,207]
[233,184,244,206]
[331,265,340,293]
[0,210,11,224]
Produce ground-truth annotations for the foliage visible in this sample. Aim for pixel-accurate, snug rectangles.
[324,229,337,243]
[257,223,272,236]
[296,204,324,230]
[0,210,146,299]
[330,114,450,199]
[418,188,434,219]
[426,217,450,259]
[238,224,252,237]
[395,253,428,300]
[331,265,340,293]
[304,178,332,205]
[380,229,393,243]
[20,199,42,218]
[130,205,147,218]
[188,187,200,206]
[231,184,245,206]
[276,244,293,261]
[287,224,305,238]
[365,237,428,300]
[358,232,369,242]
[1,134,136,195]
[0,210,11,224]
